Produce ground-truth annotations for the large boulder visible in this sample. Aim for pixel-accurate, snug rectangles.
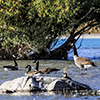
[0,75,92,93]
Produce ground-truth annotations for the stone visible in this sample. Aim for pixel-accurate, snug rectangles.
[0,75,92,93]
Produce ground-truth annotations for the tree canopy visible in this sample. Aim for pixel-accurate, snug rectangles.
[0,0,100,59]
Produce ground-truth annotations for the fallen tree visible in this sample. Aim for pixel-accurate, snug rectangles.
[30,7,100,60]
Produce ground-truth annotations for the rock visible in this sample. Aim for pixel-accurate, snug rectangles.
[0,75,92,93]
[47,80,71,91]
[47,78,92,91]
[0,76,40,93]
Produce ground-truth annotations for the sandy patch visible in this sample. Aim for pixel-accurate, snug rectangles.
[59,34,100,39]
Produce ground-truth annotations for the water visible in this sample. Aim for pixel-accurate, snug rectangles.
[68,39,100,60]
[51,39,100,60]
[0,39,100,100]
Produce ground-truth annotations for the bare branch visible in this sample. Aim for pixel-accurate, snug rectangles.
[64,7,96,33]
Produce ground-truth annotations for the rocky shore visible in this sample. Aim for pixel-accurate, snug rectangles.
[0,75,92,93]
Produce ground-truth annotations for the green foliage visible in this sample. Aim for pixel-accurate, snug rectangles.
[0,0,100,57]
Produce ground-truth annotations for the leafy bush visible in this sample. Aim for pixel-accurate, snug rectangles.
[0,0,100,59]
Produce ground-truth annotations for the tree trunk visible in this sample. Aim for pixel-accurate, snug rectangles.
[30,33,79,60]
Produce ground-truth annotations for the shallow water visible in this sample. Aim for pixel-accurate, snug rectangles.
[0,60,100,100]
[68,39,100,60]
[0,39,100,99]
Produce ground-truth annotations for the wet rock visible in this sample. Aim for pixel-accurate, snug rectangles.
[96,89,100,95]
[0,76,40,92]
[0,75,92,93]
